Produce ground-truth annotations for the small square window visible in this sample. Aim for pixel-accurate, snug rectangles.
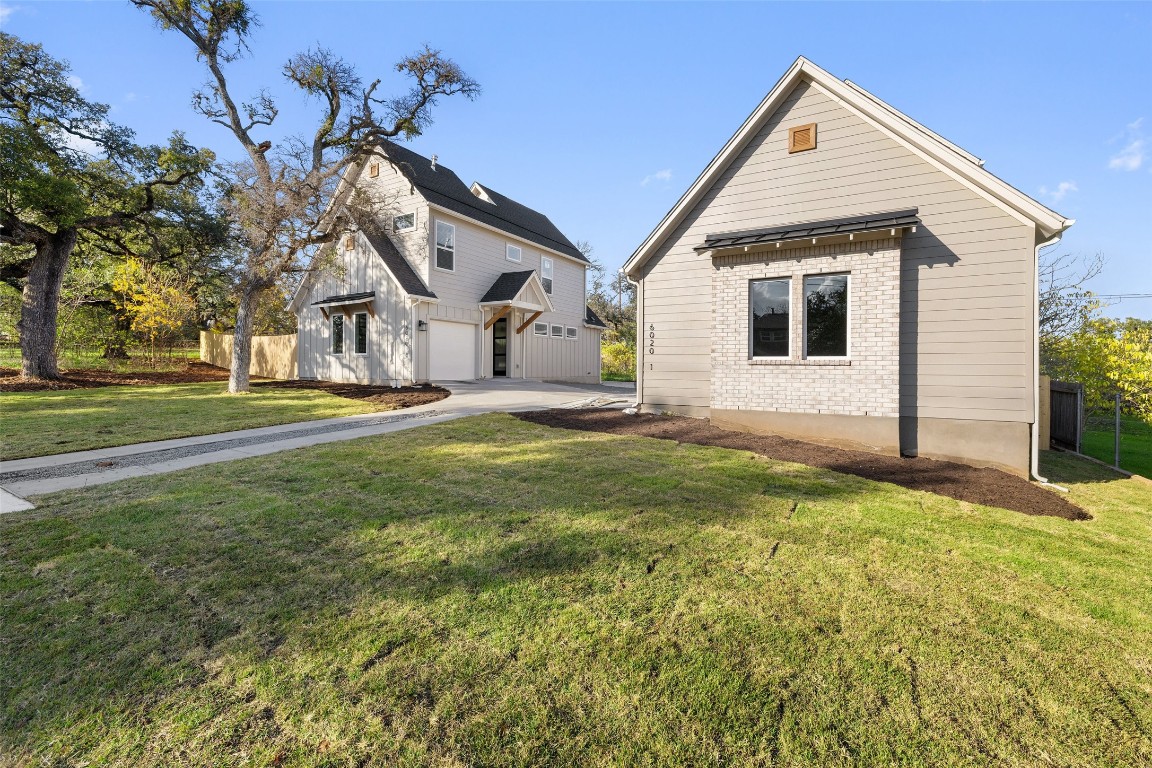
[533,322,548,336]
[551,324,563,338]
[393,212,415,232]
[507,244,522,262]
[566,327,577,340]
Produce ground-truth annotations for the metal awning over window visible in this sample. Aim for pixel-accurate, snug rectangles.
[696,209,920,253]
[311,291,376,319]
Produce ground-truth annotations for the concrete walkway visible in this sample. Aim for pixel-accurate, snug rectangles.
[0,379,634,513]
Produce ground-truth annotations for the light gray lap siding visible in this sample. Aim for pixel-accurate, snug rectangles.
[641,79,1035,422]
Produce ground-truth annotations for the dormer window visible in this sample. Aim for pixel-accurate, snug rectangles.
[470,182,495,205]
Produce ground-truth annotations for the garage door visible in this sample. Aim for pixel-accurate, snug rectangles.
[428,320,477,380]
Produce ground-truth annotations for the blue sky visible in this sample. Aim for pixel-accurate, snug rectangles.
[4,1,1150,319]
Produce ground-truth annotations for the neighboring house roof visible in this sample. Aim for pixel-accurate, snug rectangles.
[379,141,588,263]
[311,291,376,307]
[624,56,1074,276]
[478,270,555,312]
[363,229,437,299]
[584,305,609,329]
[696,210,921,252]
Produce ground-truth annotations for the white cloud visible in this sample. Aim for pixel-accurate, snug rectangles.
[58,129,101,157]
[67,75,86,94]
[640,168,672,187]
[1038,181,1077,203]
[0,5,20,23]
[1108,118,1146,171]
[123,92,137,103]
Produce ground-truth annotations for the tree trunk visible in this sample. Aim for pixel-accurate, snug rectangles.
[228,284,264,393]
[16,229,78,380]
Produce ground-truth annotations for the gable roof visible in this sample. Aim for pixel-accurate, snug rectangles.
[379,141,587,263]
[624,56,1073,277]
[478,269,555,312]
[584,305,608,329]
[363,229,437,299]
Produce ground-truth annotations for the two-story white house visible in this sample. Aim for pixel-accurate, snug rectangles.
[291,142,607,385]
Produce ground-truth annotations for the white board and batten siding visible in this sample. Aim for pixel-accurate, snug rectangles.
[640,78,1036,423]
[297,232,413,385]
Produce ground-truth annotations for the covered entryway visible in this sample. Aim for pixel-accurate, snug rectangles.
[478,270,555,379]
[428,320,477,380]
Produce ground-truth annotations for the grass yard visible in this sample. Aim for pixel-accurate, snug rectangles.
[0,382,376,460]
[1083,415,1152,478]
[2,414,1151,766]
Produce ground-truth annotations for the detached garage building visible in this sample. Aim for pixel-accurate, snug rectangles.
[623,57,1073,477]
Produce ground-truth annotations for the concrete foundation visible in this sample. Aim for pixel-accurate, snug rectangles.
[711,408,900,455]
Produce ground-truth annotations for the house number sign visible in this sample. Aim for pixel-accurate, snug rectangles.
[647,324,655,357]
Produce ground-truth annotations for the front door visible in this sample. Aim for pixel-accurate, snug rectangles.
[492,317,508,377]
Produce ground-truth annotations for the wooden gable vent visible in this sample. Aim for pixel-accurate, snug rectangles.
[788,123,817,153]
[368,162,380,178]
[344,234,355,251]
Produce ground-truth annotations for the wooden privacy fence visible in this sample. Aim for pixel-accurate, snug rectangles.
[199,331,298,381]
[1048,378,1083,452]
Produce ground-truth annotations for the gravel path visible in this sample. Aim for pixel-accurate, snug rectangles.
[0,409,451,484]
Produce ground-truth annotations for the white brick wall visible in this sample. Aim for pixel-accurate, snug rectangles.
[711,237,901,418]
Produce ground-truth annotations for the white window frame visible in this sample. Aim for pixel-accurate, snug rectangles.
[353,312,368,355]
[540,256,554,295]
[392,212,415,232]
[506,244,522,263]
[533,321,548,336]
[803,272,851,360]
[331,314,345,355]
[434,220,455,272]
[565,326,577,340]
[749,277,792,359]
[550,324,563,338]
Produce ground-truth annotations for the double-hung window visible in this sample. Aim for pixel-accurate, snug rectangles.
[804,274,849,357]
[331,315,344,354]
[540,257,554,295]
[435,221,455,271]
[353,312,368,355]
[749,278,790,358]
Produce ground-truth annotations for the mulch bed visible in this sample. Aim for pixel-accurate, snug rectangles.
[0,362,234,391]
[1,364,450,409]
[250,379,449,409]
[515,409,1089,521]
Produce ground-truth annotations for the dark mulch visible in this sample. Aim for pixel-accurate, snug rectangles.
[1,365,450,409]
[250,379,449,409]
[0,362,234,392]
[515,409,1089,521]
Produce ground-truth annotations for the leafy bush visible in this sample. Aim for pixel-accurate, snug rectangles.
[601,341,635,381]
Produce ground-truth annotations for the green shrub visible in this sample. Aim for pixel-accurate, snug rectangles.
[601,341,635,381]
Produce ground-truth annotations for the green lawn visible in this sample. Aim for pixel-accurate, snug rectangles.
[2,414,1150,766]
[1083,415,1152,478]
[0,344,200,372]
[0,382,377,460]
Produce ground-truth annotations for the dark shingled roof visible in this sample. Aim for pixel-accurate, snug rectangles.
[312,291,375,306]
[379,141,587,263]
[696,209,920,251]
[480,270,536,303]
[363,229,437,299]
[584,305,608,328]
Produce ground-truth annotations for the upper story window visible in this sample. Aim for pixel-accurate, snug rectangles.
[540,256,554,295]
[750,278,790,358]
[353,312,368,355]
[507,244,522,263]
[331,315,344,354]
[435,220,455,271]
[393,212,415,232]
[804,273,849,358]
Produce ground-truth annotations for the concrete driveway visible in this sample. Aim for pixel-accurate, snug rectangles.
[0,378,636,513]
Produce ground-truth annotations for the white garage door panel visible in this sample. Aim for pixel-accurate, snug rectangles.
[429,321,477,380]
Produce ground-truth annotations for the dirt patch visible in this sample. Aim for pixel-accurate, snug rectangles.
[515,409,1089,521]
[0,362,234,392]
[250,379,449,409]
